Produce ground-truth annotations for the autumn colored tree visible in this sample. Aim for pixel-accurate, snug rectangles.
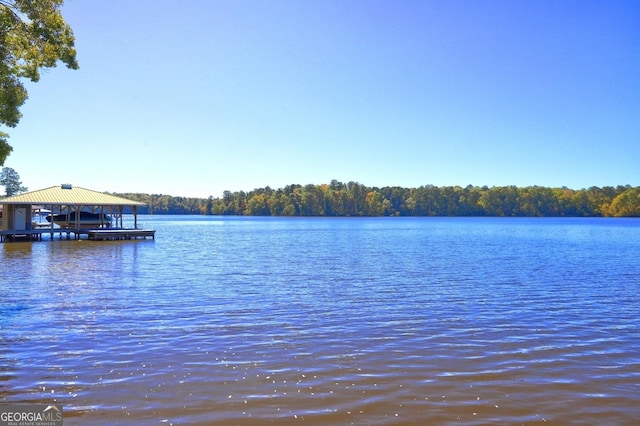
[608,188,640,217]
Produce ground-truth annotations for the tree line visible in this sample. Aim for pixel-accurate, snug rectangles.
[114,181,640,217]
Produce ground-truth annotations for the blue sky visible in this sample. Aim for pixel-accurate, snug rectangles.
[4,0,639,197]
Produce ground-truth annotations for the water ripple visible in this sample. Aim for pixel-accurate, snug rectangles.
[2,217,639,424]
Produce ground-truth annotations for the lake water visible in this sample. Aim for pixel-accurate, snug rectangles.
[1,216,639,425]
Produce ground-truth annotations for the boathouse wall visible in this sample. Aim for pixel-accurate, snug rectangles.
[1,204,34,231]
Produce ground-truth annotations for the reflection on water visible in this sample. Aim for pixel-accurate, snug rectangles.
[1,217,639,425]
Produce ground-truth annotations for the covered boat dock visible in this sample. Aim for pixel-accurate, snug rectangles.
[0,184,154,242]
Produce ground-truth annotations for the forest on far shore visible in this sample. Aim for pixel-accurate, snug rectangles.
[113,181,640,217]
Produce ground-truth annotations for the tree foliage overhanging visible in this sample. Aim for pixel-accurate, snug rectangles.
[114,181,640,217]
[0,0,78,165]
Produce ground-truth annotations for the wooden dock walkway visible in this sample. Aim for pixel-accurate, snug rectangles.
[88,229,155,241]
[0,228,74,242]
[0,228,155,242]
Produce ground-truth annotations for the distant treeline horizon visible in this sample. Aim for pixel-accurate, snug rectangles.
[114,181,640,217]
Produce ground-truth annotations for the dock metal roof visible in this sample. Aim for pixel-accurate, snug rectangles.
[0,185,145,206]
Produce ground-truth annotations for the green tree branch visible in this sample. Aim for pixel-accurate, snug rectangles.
[0,0,77,165]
